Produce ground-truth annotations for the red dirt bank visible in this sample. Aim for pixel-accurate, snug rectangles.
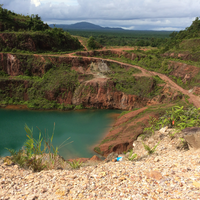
[1,47,200,157]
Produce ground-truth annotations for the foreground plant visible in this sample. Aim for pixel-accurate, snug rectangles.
[67,159,83,169]
[6,124,72,171]
[179,138,189,150]
[142,141,160,155]
[128,150,137,161]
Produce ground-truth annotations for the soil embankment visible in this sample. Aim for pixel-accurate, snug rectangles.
[1,46,200,156]
[0,52,175,110]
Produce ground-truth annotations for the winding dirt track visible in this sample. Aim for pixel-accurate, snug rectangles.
[72,53,200,107]
[37,46,200,108]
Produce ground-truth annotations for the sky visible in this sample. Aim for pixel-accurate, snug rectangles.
[1,0,200,31]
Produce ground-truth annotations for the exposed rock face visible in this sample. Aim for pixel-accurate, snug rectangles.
[183,127,200,149]
[163,52,200,62]
[90,61,110,74]
[0,53,180,111]
[72,78,148,110]
[0,53,46,76]
[168,61,200,83]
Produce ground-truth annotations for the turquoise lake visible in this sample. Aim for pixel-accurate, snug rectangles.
[0,109,121,160]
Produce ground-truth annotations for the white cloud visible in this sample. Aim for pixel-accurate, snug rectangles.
[31,0,41,7]
[1,0,199,30]
[40,0,78,6]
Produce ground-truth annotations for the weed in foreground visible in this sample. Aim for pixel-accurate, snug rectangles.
[6,124,72,171]
[128,150,138,161]
[179,138,189,150]
[142,141,160,155]
[67,159,83,169]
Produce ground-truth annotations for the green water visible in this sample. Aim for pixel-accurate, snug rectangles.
[0,109,121,160]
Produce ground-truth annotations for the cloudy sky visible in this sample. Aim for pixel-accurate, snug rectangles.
[1,0,199,30]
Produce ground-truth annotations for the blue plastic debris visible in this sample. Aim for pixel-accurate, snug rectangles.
[116,157,122,162]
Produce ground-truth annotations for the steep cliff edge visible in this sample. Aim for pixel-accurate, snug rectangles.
[0,53,175,110]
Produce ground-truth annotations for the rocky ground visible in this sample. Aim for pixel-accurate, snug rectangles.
[1,128,200,200]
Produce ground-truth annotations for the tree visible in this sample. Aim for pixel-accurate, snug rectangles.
[87,36,102,50]
[87,36,96,49]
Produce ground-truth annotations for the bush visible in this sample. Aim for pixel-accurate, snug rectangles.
[87,36,102,50]
[144,106,200,133]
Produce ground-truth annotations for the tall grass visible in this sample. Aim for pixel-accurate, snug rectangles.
[6,123,72,171]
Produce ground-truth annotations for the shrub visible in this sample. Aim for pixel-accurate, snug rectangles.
[144,106,200,134]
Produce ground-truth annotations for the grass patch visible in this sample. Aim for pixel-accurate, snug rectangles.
[105,63,164,98]
[94,147,104,155]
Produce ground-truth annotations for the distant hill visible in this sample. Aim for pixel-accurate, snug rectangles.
[49,22,124,31]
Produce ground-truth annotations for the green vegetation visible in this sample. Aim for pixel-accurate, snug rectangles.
[0,29,82,53]
[0,63,81,110]
[67,159,83,169]
[87,36,102,50]
[179,138,189,150]
[128,150,137,161]
[142,141,160,155]
[94,147,104,155]
[0,5,48,32]
[163,17,200,52]
[0,5,83,53]
[6,124,71,171]
[68,29,171,47]
[105,63,164,98]
[144,106,200,134]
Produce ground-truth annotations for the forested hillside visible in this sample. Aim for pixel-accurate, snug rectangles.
[0,5,83,53]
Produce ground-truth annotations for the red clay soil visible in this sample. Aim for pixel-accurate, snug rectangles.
[97,107,159,156]
[67,54,200,108]
[38,46,200,157]
[2,45,200,157]
[68,47,200,155]
[31,47,200,108]
[114,107,148,127]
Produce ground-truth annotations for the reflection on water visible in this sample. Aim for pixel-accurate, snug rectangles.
[0,109,121,160]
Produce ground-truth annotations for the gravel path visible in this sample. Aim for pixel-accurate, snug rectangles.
[1,147,200,199]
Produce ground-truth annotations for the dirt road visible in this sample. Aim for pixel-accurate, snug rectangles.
[34,44,200,108]
[68,53,200,108]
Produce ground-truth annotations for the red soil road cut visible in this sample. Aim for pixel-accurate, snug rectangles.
[33,45,200,108]
[66,52,200,108]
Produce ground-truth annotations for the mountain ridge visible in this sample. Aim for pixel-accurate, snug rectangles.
[49,22,124,31]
